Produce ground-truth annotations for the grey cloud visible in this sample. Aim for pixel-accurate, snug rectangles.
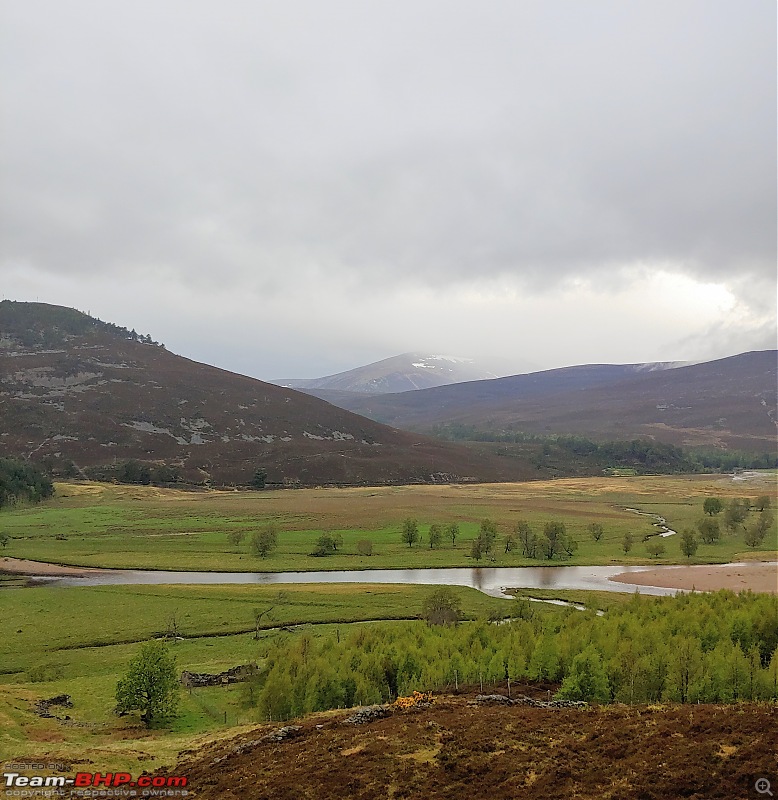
[0,0,774,374]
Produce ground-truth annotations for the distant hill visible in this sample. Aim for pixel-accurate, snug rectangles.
[315,363,680,425]
[0,301,524,487]
[333,353,778,454]
[272,352,500,394]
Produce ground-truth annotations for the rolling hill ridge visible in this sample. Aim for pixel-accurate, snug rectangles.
[0,301,522,486]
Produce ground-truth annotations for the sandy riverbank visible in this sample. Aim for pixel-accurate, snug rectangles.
[611,561,778,594]
[0,557,108,577]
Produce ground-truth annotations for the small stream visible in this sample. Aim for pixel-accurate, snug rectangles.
[624,507,677,537]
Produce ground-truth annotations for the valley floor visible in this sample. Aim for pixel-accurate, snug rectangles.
[1,474,776,572]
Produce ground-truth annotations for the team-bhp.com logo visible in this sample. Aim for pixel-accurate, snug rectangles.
[3,771,188,796]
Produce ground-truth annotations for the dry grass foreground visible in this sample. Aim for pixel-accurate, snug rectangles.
[173,688,776,800]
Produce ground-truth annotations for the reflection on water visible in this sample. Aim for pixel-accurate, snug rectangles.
[25,564,683,598]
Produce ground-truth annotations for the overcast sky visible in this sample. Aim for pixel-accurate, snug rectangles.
[1,0,775,380]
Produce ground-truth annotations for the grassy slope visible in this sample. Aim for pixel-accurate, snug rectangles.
[1,475,775,571]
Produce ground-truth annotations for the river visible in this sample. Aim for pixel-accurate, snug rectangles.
[20,564,690,598]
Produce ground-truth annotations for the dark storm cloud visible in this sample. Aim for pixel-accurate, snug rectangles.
[0,0,775,374]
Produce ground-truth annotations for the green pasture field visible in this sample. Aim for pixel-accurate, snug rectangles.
[0,583,517,677]
[0,582,517,770]
[1,474,775,571]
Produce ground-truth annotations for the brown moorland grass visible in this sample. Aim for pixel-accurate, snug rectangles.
[172,689,777,800]
[47,473,778,530]
[57,473,778,529]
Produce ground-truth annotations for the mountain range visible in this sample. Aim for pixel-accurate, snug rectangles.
[330,352,777,454]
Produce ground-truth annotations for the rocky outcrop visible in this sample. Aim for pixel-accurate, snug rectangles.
[474,694,587,709]
[34,694,74,718]
[344,705,391,725]
[180,664,257,687]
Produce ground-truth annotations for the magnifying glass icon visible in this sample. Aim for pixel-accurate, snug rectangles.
[756,778,773,796]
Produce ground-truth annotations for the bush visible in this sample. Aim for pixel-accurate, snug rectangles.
[357,539,373,556]
[646,539,666,558]
[251,524,279,558]
[421,587,462,626]
[312,533,337,557]
[27,663,65,682]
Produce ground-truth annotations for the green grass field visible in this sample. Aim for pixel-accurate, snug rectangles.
[1,475,775,571]
[0,582,518,769]
[0,583,519,678]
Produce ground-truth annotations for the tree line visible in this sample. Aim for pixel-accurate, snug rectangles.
[0,299,161,349]
[84,460,181,486]
[428,425,778,473]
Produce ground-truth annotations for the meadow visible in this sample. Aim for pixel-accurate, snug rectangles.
[1,474,775,571]
[0,582,518,770]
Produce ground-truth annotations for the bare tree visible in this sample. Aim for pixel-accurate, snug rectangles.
[253,605,276,639]
[165,611,182,643]
[226,530,246,548]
